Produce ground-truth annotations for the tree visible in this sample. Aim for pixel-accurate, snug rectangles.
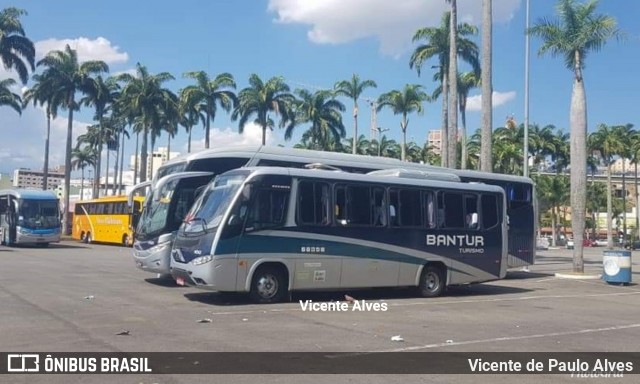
[410,11,479,167]
[37,44,108,233]
[117,63,175,182]
[447,0,459,169]
[289,89,346,150]
[71,146,96,200]
[376,84,429,161]
[82,75,119,197]
[529,0,621,273]
[334,74,377,155]
[589,124,623,249]
[182,71,237,149]
[178,88,204,153]
[23,73,63,190]
[536,175,570,247]
[0,7,35,84]
[0,78,21,114]
[480,0,493,172]
[613,124,635,243]
[232,74,296,146]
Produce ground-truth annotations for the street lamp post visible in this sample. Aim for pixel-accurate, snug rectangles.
[524,0,530,178]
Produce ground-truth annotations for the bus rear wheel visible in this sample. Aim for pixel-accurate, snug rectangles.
[85,232,92,244]
[249,265,287,304]
[418,265,445,298]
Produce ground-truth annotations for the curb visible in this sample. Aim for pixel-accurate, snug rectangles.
[554,272,602,280]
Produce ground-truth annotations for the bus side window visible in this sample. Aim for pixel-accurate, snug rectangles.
[246,189,289,231]
[424,191,436,229]
[481,194,499,229]
[335,186,347,224]
[442,192,464,229]
[372,187,386,227]
[464,194,479,230]
[297,181,330,226]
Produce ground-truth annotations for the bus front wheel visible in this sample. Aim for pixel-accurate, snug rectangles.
[249,265,287,304]
[122,234,129,247]
[418,265,445,298]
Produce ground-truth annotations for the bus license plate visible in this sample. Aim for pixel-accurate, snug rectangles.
[176,277,185,286]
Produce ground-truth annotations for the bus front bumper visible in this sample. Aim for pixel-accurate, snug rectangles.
[133,240,172,274]
[16,231,60,244]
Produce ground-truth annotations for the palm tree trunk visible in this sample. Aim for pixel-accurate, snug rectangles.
[606,163,613,249]
[80,167,85,201]
[551,205,557,247]
[570,54,587,272]
[104,145,110,196]
[460,102,467,169]
[149,135,156,180]
[139,128,148,183]
[441,72,449,167]
[133,131,139,184]
[167,133,171,163]
[622,161,627,244]
[352,102,358,155]
[480,0,493,172]
[188,126,192,153]
[205,114,211,149]
[401,116,407,162]
[262,125,267,146]
[62,95,74,236]
[113,128,122,196]
[119,126,126,194]
[43,110,51,190]
[447,0,458,170]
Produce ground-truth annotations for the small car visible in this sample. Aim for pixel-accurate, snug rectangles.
[566,239,575,250]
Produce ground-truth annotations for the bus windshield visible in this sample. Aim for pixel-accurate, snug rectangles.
[182,173,247,234]
[18,199,59,229]
[136,179,179,239]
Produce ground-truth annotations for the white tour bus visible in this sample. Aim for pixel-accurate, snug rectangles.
[130,146,534,279]
[0,189,61,246]
[169,167,508,303]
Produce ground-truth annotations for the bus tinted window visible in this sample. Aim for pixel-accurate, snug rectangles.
[424,191,436,229]
[335,184,371,226]
[246,189,289,230]
[190,157,249,174]
[443,193,464,229]
[464,195,479,230]
[372,187,386,227]
[508,184,531,209]
[297,181,330,226]
[482,194,499,229]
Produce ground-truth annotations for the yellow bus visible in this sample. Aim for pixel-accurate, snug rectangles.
[72,195,144,246]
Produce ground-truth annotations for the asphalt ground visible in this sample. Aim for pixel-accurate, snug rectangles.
[0,241,638,384]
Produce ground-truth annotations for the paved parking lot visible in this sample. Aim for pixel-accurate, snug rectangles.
[1,242,638,383]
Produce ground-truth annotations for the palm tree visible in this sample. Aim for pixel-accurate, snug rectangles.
[492,126,523,174]
[589,124,623,249]
[613,123,635,243]
[71,145,96,200]
[480,0,493,172]
[23,73,64,190]
[536,175,570,247]
[447,0,459,169]
[0,78,21,114]
[630,132,640,240]
[0,7,35,84]
[117,63,175,182]
[82,75,119,197]
[232,74,296,146]
[334,74,377,155]
[550,130,570,173]
[410,11,479,167]
[376,84,429,161]
[37,44,108,232]
[289,89,346,150]
[178,88,205,153]
[529,0,621,272]
[181,71,237,149]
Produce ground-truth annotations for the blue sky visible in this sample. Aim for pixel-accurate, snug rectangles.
[0,0,638,175]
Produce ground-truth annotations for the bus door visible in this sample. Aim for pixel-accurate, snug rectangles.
[231,175,292,290]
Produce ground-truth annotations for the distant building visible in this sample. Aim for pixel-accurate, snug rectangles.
[130,147,180,182]
[427,130,442,154]
[12,167,64,190]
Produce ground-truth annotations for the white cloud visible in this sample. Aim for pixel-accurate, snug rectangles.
[268,0,521,56]
[0,104,91,173]
[35,37,129,64]
[113,68,137,77]
[466,90,517,112]
[187,122,276,153]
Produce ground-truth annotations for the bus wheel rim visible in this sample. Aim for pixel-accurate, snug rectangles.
[256,274,278,298]
[426,272,439,291]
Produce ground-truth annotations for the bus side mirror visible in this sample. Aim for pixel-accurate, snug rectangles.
[227,214,242,227]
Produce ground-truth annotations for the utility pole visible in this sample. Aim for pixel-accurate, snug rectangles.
[524,0,531,178]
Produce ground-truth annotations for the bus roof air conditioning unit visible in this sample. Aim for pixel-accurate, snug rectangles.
[367,168,461,182]
[304,163,343,172]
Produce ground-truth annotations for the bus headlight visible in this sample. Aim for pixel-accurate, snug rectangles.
[18,227,30,234]
[191,255,213,266]
[149,242,170,254]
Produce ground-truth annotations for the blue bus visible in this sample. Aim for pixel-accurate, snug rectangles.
[0,189,61,247]
[170,167,508,302]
